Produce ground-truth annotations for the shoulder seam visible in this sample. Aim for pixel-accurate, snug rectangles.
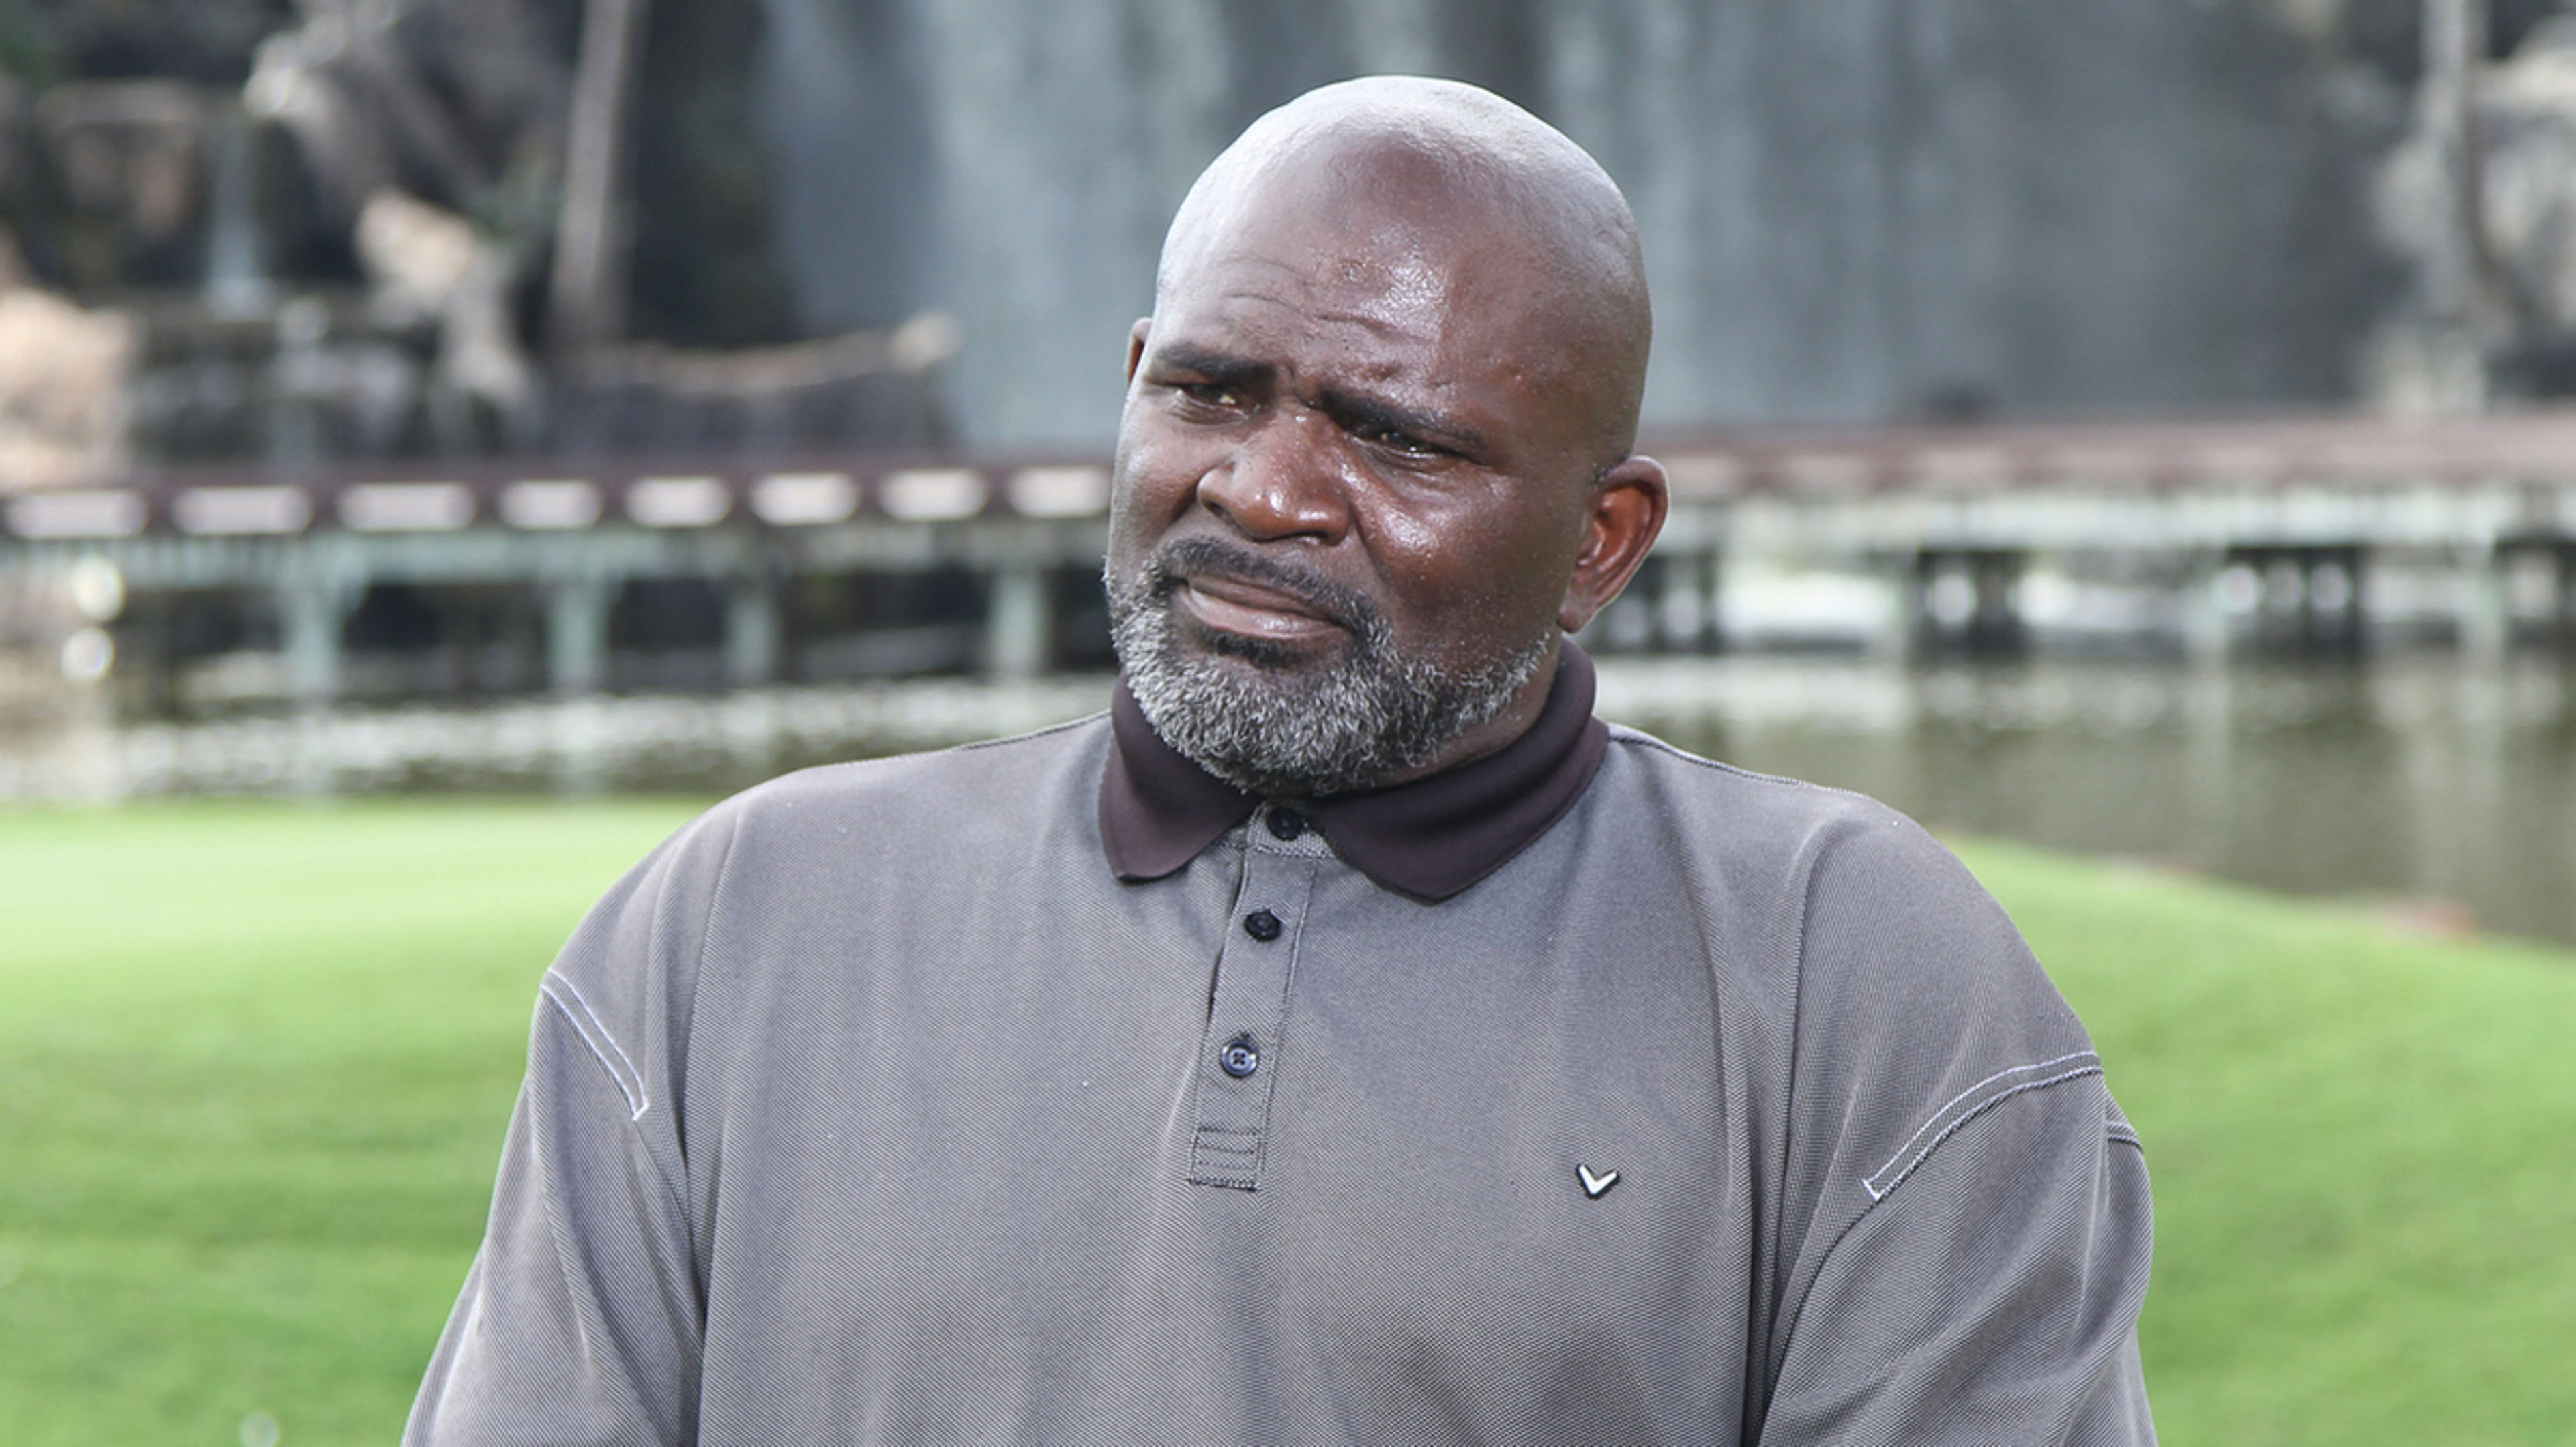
[753,710,1107,790]
[1609,728,1895,810]
[695,801,747,987]
[954,710,1109,753]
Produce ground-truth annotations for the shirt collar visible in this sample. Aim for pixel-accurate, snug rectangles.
[1099,643,1611,901]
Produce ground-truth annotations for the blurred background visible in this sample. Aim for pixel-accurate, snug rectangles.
[8,0,2576,940]
[5,5,2576,1441]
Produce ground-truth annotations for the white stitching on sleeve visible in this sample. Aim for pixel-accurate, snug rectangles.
[1863,1051,2102,1201]
[539,970,651,1121]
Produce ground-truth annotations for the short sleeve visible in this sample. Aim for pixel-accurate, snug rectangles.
[404,989,704,1446]
[406,808,738,1446]
[1760,1071,2155,1444]
[1755,806,2157,1444]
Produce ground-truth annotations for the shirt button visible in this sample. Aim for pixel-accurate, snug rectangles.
[1266,808,1307,841]
[1243,908,1283,941]
[1218,1034,1260,1078]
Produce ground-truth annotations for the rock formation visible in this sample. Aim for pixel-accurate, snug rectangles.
[2375,13,2576,405]
[0,229,132,490]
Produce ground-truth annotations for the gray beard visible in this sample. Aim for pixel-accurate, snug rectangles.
[1106,540,1552,798]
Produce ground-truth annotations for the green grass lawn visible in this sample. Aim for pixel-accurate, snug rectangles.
[1971,842,2576,1446]
[0,800,706,1446]
[3,803,2573,1444]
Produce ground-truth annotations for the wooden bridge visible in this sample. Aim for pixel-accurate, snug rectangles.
[9,409,2576,706]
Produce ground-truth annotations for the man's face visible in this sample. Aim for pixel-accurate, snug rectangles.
[1105,165,1610,797]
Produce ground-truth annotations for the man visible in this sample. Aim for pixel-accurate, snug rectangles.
[411,77,2154,1444]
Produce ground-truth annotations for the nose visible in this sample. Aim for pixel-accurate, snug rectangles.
[1195,411,1353,543]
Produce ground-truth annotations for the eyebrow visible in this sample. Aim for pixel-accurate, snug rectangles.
[1148,341,1270,391]
[1148,339,1495,460]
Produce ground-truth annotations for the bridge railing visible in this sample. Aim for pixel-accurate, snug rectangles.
[1,453,1116,541]
[17,408,2576,543]
[9,409,2576,704]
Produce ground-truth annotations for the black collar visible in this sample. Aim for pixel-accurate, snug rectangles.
[1099,644,1610,901]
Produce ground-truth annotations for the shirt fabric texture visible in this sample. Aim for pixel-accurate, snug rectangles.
[409,648,2156,1445]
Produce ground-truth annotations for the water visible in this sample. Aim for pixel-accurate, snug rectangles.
[7,657,2573,948]
[0,678,1117,802]
[1601,657,2576,947]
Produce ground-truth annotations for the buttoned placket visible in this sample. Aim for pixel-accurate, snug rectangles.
[1185,804,1330,1189]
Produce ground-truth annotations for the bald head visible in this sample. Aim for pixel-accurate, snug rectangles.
[1155,77,1652,462]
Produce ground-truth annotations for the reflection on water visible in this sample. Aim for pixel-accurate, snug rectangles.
[0,679,1116,801]
[1599,657,2576,950]
[5,657,2573,949]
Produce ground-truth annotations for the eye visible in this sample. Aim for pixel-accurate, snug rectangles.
[1358,423,1448,462]
[1171,380,1241,410]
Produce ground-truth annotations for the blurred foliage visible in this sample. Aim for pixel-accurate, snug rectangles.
[2328,0,2574,85]
[629,0,796,348]
[0,1,60,89]
[5,0,292,86]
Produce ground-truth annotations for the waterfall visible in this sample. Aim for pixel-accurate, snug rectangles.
[753,0,941,342]
[753,0,2396,445]
[201,103,276,320]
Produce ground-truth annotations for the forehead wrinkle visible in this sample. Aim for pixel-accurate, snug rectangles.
[1178,278,1440,354]
[1180,226,1451,325]
[1165,176,1477,323]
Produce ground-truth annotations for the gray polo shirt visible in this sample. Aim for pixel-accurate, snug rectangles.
[410,653,2154,1445]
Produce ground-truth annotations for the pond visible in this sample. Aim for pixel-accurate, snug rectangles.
[1608,657,2576,949]
[7,655,2573,949]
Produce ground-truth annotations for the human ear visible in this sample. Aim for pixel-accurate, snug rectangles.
[1124,319,1152,382]
[1557,454,1670,633]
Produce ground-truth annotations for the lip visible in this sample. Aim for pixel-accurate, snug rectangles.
[1172,572,1348,643]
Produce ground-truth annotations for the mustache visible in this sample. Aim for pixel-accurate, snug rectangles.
[1141,537,1382,635]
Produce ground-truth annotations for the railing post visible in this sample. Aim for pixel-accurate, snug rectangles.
[726,574,781,687]
[1873,554,1922,664]
[2182,555,2233,665]
[985,562,1053,680]
[1658,549,1718,653]
[278,561,352,703]
[2459,540,2508,662]
[549,574,614,694]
